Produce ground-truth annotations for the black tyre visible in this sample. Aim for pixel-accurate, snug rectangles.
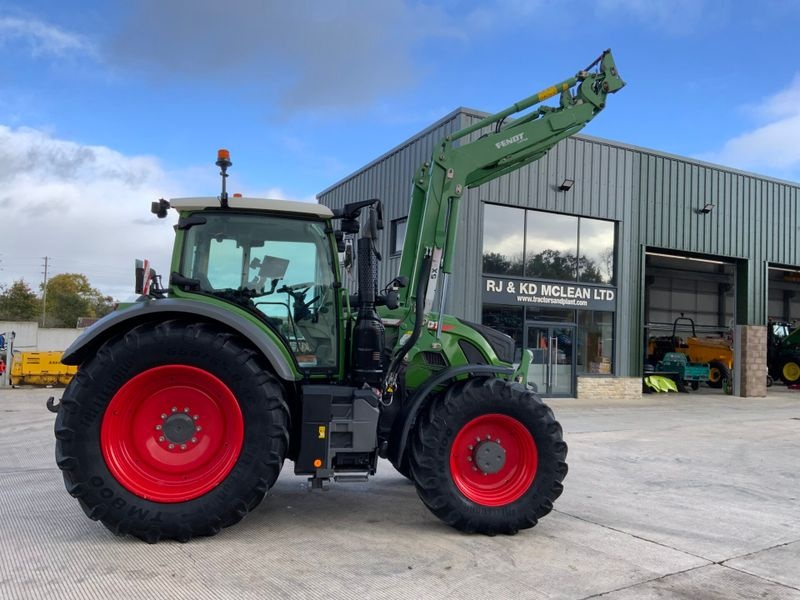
[54,320,289,543]
[409,377,567,535]
[690,381,700,391]
[707,361,729,389]
[780,358,800,384]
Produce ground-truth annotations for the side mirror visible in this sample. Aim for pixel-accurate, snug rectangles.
[135,259,158,296]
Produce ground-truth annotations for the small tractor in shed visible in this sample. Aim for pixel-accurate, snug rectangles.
[52,51,624,542]
[647,316,733,389]
[767,320,800,384]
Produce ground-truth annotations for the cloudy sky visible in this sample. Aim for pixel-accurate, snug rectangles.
[2,0,800,298]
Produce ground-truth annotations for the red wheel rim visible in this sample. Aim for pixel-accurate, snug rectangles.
[449,413,538,507]
[101,365,244,503]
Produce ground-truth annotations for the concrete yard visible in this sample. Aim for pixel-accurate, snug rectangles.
[1,386,799,599]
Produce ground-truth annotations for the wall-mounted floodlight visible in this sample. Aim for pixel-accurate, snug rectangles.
[559,178,574,191]
[696,203,714,214]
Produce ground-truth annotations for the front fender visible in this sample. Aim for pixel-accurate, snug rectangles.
[387,364,514,467]
[62,299,299,381]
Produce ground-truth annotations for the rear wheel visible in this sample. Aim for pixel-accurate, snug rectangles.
[781,358,800,384]
[55,320,289,542]
[409,377,567,535]
[707,361,729,389]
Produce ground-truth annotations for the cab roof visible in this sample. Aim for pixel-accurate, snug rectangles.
[169,197,333,219]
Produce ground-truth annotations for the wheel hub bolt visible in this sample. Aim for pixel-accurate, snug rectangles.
[171,407,177,413]
[155,424,162,431]
[161,413,167,419]
[180,444,187,450]
[191,437,197,443]
[168,443,175,449]
[183,407,190,413]
[196,426,202,432]
[158,436,165,442]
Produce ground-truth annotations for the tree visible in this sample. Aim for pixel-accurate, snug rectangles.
[482,251,523,276]
[43,273,113,327]
[526,249,577,280]
[0,280,41,321]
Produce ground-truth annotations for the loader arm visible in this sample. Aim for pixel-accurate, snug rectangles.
[397,50,625,318]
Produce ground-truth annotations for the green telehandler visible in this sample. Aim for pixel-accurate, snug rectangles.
[52,51,624,542]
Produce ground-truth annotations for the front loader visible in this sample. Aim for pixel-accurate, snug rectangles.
[53,51,624,542]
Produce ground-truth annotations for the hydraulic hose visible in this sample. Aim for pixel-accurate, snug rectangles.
[384,253,432,392]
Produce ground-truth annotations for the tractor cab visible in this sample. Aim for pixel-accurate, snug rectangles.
[168,197,341,371]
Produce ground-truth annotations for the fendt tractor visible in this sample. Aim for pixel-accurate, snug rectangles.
[51,51,624,542]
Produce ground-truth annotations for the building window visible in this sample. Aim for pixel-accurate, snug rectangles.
[480,204,617,382]
[482,204,615,283]
[577,311,614,374]
[482,204,525,276]
[391,218,407,256]
[579,219,615,284]
[525,212,579,280]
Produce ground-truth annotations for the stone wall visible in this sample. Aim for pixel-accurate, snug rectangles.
[738,325,767,397]
[576,376,642,401]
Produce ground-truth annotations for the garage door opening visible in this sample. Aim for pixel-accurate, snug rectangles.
[643,250,735,393]
[767,265,800,386]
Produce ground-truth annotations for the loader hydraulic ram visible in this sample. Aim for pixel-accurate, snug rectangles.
[54,51,623,542]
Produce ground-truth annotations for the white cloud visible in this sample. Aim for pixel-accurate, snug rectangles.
[0,127,325,299]
[0,16,92,57]
[0,125,178,299]
[700,75,800,180]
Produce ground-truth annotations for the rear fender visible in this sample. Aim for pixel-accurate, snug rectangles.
[61,299,299,381]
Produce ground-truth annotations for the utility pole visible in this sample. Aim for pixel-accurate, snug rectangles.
[41,256,50,327]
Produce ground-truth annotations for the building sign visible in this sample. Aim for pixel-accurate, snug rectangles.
[482,276,616,311]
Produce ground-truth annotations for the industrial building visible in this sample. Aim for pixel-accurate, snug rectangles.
[319,108,800,399]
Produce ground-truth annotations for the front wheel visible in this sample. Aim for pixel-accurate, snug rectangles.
[707,361,729,389]
[780,358,800,384]
[409,378,567,535]
[55,320,289,542]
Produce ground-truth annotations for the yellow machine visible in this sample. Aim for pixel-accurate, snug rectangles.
[647,317,733,388]
[10,351,77,387]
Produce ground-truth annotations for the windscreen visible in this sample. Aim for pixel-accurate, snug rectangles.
[179,212,338,369]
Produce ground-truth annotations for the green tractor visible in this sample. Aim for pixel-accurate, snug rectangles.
[768,320,800,384]
[52,51,624,542]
